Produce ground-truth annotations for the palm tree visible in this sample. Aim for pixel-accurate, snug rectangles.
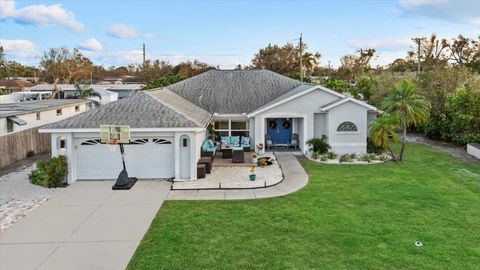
[369,114,400,160]
[382,81,430,161]
[301,52,320,76]
[74,83,102,106]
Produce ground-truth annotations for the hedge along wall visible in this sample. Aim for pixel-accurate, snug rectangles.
[0,127,51,168]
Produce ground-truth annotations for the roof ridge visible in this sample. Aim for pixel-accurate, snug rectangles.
[145,89,211,127]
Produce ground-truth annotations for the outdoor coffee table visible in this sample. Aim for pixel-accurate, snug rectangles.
[221,148,233,158]
[232,147,244,163]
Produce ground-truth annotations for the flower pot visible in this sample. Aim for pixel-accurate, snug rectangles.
[249,174,256,181]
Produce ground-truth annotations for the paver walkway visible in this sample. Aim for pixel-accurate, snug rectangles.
[0,180,170,270]
[166,152,308,200]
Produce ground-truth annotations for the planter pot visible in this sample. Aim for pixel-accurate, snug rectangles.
[249,174,256,181]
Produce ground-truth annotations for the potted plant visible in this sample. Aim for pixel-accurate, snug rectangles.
[249,164,256,181]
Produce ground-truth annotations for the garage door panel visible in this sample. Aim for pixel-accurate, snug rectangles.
[76,137,175,180]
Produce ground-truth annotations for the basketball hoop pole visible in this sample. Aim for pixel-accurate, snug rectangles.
[119,143,126,171]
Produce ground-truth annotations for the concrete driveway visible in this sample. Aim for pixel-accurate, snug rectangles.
[0,180,171,270]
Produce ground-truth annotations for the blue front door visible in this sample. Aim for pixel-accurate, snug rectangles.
[267,118,292,144]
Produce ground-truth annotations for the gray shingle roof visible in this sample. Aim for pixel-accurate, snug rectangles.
[0,99,88,118]
[42,92,200,129]
[166,69,303,114]
[146,89,212,127]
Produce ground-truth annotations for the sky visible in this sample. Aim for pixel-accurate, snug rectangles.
[1,0,479,69]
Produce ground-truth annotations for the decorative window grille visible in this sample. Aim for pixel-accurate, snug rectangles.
[336,121,358,132]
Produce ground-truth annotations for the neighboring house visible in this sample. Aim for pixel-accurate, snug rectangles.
[26,84,120,105]
[26,83,144,100]
[0,91,51,103]
[40,70,380,183]
[0,80,34,94]
[0,99,89,168]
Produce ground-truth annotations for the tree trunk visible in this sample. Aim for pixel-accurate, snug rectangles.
[398,122,407,161]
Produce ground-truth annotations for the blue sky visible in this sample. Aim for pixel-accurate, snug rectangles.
[1,0,479,68]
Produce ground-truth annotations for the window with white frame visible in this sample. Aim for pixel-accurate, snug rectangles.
[213,118,249,138]
[336,121,358,133]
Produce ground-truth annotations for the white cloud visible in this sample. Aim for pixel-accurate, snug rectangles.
[399,0,480,25]
[108,24,138,39]
[79,38,103,51]
[0,39,37,58]
[0,0,85,31]
[347,37,411,51]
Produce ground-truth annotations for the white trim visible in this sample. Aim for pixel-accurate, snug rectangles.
[320,97,380,112]
[213,113,248,118]
[39,127,205,133]
[330,143,367,147]
[335,131,361,135]
[247,85,345,117]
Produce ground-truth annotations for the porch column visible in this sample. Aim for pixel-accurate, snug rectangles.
[64,133,76,184]
[254,116,264,149]
[174,133,180,180]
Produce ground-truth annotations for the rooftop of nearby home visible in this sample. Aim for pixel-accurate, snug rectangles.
[26,83,144,92]
[0,99,88,118]
[0,80,34,88]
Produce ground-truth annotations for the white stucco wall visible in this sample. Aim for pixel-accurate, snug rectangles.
[313,113,327,138]
[327,101,368,154]
[0,103,87,136]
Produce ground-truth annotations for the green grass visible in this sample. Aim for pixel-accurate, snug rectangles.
[128,144,480,269]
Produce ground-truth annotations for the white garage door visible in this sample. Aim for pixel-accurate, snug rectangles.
[76,137,175,180]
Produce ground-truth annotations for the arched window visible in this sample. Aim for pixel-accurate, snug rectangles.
[336,121,358,132]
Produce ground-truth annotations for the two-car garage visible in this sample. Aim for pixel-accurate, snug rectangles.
[75,137,175,180]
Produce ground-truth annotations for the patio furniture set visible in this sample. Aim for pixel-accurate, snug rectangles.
[265,133,299,150]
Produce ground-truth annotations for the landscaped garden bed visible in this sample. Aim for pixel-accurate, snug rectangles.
[306,151,389,164]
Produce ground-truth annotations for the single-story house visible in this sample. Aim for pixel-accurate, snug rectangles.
[40,70,380,183]
[0,80,34,94]
[0,99,89,168]
[26,83,145,104]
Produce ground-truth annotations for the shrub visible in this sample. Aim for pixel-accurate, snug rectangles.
[339,154,353,163]
[29,156,68,188]
[375,153,389,161]
[311,151,320,160]
[349,153,357,159]
[326,152,337,159]
[319,154,328,162]
[306,135,330,154]
[360,153,375,163]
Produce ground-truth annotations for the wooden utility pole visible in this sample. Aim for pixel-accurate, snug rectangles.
[299,33,303,82]
[142,43,146,65]
[412,38,424,72]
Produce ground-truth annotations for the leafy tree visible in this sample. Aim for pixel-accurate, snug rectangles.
[407,34,449,71]
[414,67,471,140]
[444,81,480,144]
[369,114,399,159]
[338,49,376,80]
[173,60,214,78]
[382,81,430,161]
[73,83,102,106]
[449,35,479,67]
[323,79,350,93]
[40,47,94,83]
[251,42,320,77]
[144,75,186,90]
[135,59,174,82]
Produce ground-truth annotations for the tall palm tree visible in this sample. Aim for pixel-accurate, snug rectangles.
[74,83,102,106]
[369,114,400,160]
[382,81,430,161]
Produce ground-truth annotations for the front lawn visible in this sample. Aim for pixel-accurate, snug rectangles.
[128,144,480,269]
